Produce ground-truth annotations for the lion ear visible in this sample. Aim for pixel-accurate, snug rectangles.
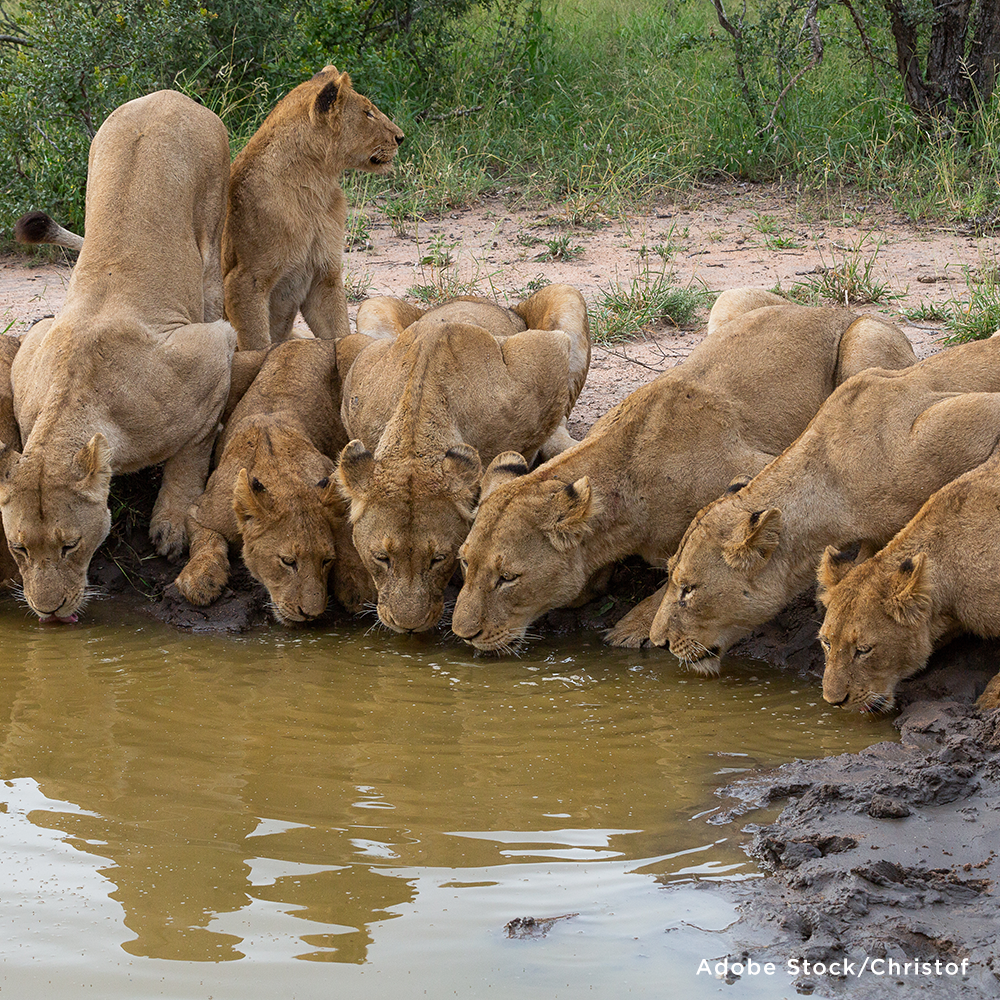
[479,451,530,503]
[817,542,877,606]
[724,474,754,495]
[442,445,482,521]
[885,552,933,625]
[233,468,271,526]
[74,433,112,502]
[336,440,374,505]
[541,477,601,552]
[722,508,781,574]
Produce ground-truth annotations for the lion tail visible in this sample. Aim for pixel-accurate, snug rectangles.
[14,210,84,253]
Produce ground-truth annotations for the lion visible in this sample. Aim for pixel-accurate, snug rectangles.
[173,338,375,623]
[335,285,591,633]
[223,65,404,350]
[816,449,1000,712]
[652,335,1000,675]
[449,288,916,653]
[0,90,236,622]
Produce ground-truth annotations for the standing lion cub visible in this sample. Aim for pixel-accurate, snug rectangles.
[223,66,404,350]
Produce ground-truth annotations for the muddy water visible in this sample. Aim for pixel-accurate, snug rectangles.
[0,599,895,998]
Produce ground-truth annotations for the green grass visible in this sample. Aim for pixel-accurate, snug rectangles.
[590,268,707,344]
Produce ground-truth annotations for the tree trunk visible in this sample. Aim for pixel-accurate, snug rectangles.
[884,0,1000,115]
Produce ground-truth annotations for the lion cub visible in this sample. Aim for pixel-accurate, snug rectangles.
[174,338,374,623]
[223,66,404,350]
[0,90,236,623]
[336,286,591,634]
[817,448,1000,713]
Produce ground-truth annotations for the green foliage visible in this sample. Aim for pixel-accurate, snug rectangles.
[0,0,213,231]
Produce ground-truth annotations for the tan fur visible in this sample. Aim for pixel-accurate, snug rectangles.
[0,90,236,622]
[450,288,916,653]
[653,336,1000,674]
[336,285,591,633]
[174,338,373,622]
[223,66,404,350]
[818,448,1000,712]
[0,335,22,585]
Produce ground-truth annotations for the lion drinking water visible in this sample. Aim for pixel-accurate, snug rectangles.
[335,285,591,634]
[174,338,374,623]
[816,447,1000,713]
[450,288,916,654]
[0,90,236,622]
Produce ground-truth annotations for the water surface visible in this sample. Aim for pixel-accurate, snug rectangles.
[0,600,896,998]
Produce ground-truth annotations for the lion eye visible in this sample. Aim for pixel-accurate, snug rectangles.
[459,556,469,574]
[373,552,390,567]
[280,556,298,570]
[61,539,81,558]
[819,635,831,649]
[431,553,448,565]
[855,645,872,657]
[678,584,694,604]
[10,543,27,558]
[365,109,375,119]
[495,572,519,589]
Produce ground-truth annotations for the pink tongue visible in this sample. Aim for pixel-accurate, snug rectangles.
[39,614,79,624]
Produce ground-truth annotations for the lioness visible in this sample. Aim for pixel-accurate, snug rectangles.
[816,449,1000,712]
[0,90,236,622]
[223,66,404,350]
[174,338,374,623]
[336,285,591,633]
[653,335,1000,674]
[450,288,916,653]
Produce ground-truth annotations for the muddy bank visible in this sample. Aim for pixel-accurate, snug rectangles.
[668,601,1000,997]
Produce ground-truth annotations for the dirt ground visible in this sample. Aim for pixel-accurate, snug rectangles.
[3,182,1000,994]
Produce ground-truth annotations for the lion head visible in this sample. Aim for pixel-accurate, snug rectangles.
[450,453,602,652]
[817,546,934,712]
[304,65,404,174]
[0,434,112,622]
[648,488,783,674]
[232,461,347,625]
[336,439,482,633]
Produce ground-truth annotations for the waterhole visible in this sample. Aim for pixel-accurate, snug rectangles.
[0,599,894,998]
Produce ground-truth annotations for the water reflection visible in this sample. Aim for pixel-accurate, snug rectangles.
[0,601,896,992]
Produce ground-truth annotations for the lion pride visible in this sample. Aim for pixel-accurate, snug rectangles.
[450,288,916,654]
[653,335,1000,675]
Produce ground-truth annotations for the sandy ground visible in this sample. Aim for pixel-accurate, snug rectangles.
[3,183,1000,994]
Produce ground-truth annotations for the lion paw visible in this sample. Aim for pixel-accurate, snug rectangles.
[604,586,667,648]
[605,618,651,648]
[150,518,187,562]
[174,558,229,607]
[976,672,1000,711]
